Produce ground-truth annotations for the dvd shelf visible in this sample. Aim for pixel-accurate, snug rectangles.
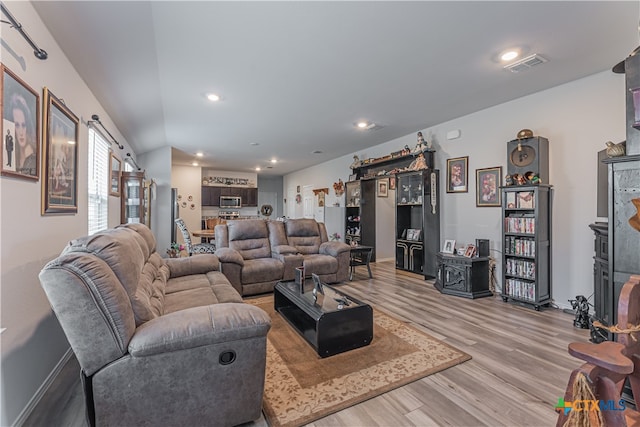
[501,185,551,310]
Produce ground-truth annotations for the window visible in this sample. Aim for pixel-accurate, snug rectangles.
[88,129,110,234]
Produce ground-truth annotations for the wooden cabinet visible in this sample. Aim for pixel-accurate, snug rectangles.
[344,179,376,260]
[121,172,150,226]
[501,185,552,310]
[435,253,492,299]
[201,186,258,207]
[395,169,440,278]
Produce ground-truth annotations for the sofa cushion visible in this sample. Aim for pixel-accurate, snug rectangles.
[285,219,323,254]
[132,253,168,325]
[303,254,338,276]
[242,258,284,284]
[228,220,272,260]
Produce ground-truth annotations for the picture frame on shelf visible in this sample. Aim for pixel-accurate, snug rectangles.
[476,166,502,207]
[41,87,79,214]
[446,156,468,193]
[442,239,456,254]
[377,177,389,197]
[348,174,357,181]
[1,64,40,180]
[110,152,121,196]
[407,228,421,241]
[464,244,477,258]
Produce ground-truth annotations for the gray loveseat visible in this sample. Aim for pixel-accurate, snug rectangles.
[215,218,351,296]
[39,223,271,427]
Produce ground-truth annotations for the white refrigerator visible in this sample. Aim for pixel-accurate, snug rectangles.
[323,206,346,242]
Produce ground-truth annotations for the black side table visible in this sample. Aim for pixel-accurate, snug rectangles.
[435,253,492,299]
[349,245,373,280]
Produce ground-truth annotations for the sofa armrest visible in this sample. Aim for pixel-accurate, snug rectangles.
[128,303,270,357]
[273,253,304,281]
[272,244,298,256]
[319,241,351,257]
[165,254,219,278]
[215,248,244,266]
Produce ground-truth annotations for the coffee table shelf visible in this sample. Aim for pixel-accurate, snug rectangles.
[274,281,373,358]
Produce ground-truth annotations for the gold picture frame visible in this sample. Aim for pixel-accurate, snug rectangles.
[1,64,40,180]
[110,152,121,196]
[41,87,79,214]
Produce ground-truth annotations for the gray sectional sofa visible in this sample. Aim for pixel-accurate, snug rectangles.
[39,223,270,427]
[215,218,351,296]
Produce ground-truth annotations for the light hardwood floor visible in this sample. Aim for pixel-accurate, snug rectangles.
[24,260,588,427]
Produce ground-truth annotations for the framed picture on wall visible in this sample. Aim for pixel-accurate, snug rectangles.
[377,178,389,197]
[476,166,502,207]
[1,64,40,180]
[41,87,79,214]
[446,156,468,193]
[110,152,121,196]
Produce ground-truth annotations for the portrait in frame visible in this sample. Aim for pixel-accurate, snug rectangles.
[110,152,121,196]
[1,64,40,180]
[442,239,456,254]
[42,87,79,214]
[476,166,502,207]
[377,177,389,197]
[446,156,468,193]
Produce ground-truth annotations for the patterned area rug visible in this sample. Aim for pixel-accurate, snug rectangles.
[246,296,471,427]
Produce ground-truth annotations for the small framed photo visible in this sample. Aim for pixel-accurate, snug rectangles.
[446,156,468,193]
[110,152,121,196]
[1,65,40,180]
[349,174,357,182]
[407,228,421,241]
[476,166,502,207]
[389,176,396,190]
[41,87,79,214]
[464,244,477,258]
[442,239,456,254]
[377,177,389,197]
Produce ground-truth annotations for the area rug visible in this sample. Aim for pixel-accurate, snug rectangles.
[246,296,471,427]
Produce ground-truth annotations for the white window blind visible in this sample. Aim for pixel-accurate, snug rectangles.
[88,129,109,235]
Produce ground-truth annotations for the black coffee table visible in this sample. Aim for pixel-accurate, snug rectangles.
[274,280,373,358]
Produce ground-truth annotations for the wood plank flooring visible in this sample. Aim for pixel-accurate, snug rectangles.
[24,260,588,427]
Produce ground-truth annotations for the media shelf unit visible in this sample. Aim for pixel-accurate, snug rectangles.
[501,184,552,310]
[395,169,440,278]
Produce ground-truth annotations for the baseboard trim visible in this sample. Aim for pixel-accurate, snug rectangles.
[375,257,394,263]
[14,347,73,427]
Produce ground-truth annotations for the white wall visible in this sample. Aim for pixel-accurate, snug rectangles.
[285,70,626,309]
[171,164,203,245]
[0,2,137,425]
[138,146,172,250]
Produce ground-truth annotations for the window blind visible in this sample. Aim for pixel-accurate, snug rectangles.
[88,129,109,235]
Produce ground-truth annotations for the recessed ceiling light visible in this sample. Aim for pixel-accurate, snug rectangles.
[206,93,221,102]
[196,152,204,157]
[192,161,199,166]
[270,159,277,164]
[255,167,261,171]
[500,50,519,62]
[354,121,377,130]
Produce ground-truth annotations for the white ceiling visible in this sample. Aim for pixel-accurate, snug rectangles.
[32,1,639,176]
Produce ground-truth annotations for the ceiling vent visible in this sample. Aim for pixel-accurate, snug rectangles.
[363,123,384,131]
[504,54,548,73]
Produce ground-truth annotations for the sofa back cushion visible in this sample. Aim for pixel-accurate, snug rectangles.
[61,226,167,327]
[285,219,323,255]
[227,219,272,260]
